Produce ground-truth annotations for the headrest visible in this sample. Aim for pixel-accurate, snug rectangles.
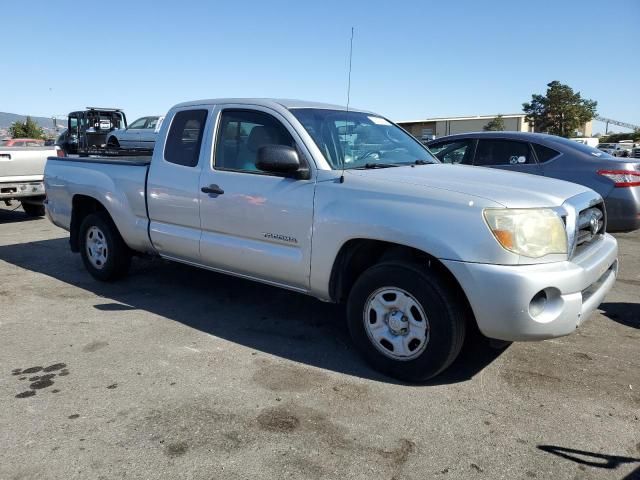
[247,126,276,152]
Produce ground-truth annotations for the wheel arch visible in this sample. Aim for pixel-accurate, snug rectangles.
[328,238,476,325]
[70,195,112,252]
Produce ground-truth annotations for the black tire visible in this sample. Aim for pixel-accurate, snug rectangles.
[347,262,466,382]
[21,202,45,217]
[107,137,120,149]
[79,212,131,281]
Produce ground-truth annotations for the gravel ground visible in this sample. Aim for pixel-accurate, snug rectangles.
[0,204,638,480]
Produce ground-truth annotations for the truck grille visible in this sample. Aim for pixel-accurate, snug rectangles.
[632,149,640,159]
[573,204,605,255]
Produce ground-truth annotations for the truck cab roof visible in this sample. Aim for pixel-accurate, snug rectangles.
[172,98,372,114]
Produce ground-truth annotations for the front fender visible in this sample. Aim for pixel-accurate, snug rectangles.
[308,174,514,299]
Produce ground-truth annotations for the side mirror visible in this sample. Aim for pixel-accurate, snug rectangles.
[257,145,309,179]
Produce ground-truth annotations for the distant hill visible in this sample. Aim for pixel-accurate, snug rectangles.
[0,112,67,137]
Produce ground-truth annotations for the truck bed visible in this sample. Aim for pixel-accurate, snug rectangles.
[44,155,152,253]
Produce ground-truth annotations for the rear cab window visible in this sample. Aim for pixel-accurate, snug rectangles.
[164,109,208,167]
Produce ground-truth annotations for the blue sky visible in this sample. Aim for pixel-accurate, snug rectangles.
[2,0,638,133]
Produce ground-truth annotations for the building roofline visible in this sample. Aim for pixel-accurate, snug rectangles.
[397,114,527,124]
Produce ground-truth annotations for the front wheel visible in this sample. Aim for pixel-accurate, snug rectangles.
[347,262,466,382]
[79,212,131,281]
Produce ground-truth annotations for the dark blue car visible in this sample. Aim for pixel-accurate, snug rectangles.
[427,132,640,232]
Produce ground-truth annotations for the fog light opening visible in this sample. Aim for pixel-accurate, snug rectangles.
[529,290,548,317]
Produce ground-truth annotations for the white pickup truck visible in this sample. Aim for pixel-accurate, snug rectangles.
[1,145,59,216]
[44,99,618,381]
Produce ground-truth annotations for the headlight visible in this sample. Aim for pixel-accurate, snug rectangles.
[483,208,567,258]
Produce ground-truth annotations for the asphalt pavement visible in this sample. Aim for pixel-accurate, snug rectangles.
[1,204,638,479]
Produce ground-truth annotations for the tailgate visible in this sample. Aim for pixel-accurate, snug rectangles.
[0,147,56,179]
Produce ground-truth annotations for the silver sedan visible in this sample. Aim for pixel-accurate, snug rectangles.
[106,116,164,150]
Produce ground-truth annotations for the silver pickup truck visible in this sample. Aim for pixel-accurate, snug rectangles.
[1,145,59,216]
[44,98,618,381]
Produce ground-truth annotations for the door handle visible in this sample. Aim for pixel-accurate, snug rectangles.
[201,184,224,195]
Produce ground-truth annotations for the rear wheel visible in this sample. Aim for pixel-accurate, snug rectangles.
[79,212,131,281]
[107,137,120,149]
[347,262,466,382]
[21,202,45,217]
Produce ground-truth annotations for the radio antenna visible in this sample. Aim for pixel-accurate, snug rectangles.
[340,27,354,184]
[346,26,354,111]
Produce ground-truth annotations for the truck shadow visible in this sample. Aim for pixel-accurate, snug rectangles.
[599,302,640,329]
[0,238,505,385]
[0,206,40,224]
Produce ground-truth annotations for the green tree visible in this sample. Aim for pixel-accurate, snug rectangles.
[483,114,505,131]
[9,116,45,139]
[522,81,597,138]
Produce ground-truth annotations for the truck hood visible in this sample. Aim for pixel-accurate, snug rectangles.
[347,164,593,208]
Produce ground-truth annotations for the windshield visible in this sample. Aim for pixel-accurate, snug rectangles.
[291,108,438,169]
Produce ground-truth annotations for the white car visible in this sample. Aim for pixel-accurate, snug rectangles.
[598,142,632,157]
[106,116,164,150]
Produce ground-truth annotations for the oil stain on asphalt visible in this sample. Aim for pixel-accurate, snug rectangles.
[82,341,109,353]
[257,406,301,432]
[11,363,68,398]
[131,399,418,478]
[165,441,189,457]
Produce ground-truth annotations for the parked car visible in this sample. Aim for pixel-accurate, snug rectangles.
[1,138,45,147]
[44,98,618,381]
[427,132,640,231]
[613,143,633,157]
[597,143,616,155]
[1,144,61,216]
[598,142,632,157]
[106,116,164,150]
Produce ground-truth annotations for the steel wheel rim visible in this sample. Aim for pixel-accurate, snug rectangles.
[363,287,430,361]
[86,226,108,269]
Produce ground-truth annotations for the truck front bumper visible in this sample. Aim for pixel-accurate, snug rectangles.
[442,234,618,341]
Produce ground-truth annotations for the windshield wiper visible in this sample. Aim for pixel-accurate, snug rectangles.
[355,163,400,169]
[414,159,435,165]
